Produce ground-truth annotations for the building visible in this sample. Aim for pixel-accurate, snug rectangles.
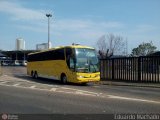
[49,41,52,49]
[1,50,37,66]
[16,38,25,50]
[148,51,160,56]
[36,43,48,50]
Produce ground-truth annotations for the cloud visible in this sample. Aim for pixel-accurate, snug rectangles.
[0,1,124,35]
[0,0,126,48]
[99,22,124,28]
[15,18,125,39]
[134,25,157,33]
[0,1,46,21]
[54,19,124,31]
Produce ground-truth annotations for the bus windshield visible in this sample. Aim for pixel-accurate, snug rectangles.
[75,48,99,73]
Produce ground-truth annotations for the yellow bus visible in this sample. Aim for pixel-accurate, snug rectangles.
[27,45,100,84]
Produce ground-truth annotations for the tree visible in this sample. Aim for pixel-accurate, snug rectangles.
[131,42,157,56]
[96,33,125,58]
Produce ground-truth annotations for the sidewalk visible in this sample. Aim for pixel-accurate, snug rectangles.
[97,80,160,88]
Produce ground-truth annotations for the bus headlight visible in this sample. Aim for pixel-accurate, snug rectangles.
[77,75,84,78]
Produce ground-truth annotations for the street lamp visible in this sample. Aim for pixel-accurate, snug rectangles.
[46,14,52,49]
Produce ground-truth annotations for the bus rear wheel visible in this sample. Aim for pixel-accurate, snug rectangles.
[61,74,67,84]
[31,71,34,78]
[34,71,38,79]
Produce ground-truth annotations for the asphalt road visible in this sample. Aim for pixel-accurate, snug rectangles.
[0,66,160,116]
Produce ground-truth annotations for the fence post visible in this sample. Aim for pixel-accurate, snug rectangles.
[138,57,141,82]
[0,62,2,76]
[112,59,114,80]
[100,59,102,79]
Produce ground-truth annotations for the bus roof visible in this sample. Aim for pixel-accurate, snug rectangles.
[28,45,95,55]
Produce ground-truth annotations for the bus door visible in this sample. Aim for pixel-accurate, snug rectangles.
[65,48,76,82]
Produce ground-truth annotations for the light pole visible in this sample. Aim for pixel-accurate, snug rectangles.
[46,14,52,49]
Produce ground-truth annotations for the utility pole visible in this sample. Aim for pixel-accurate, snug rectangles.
[46,14,52,49]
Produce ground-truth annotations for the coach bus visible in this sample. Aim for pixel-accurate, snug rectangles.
[27,45,100,84]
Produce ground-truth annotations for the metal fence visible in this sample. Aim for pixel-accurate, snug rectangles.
[0,64,2,76]
[100,56,160,82]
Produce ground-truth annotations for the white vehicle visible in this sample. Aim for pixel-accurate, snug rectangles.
[22,60,27,66]
[14,60,20,66]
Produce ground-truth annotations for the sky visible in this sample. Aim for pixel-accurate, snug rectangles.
[0,0,160,54]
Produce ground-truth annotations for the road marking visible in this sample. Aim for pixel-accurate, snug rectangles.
[50,88,57,91]
[13,83,20,86]
[75,91,96,96]
[61,87,100,96]
[56,90,74,94]
[107,95,160,104]
[0,81,8,84]
[0,82,160,104]
[0,80,6,82]
[29,85,36,88]
[0,83,98,97]
[2,75,59,87]
[0,83,51,92]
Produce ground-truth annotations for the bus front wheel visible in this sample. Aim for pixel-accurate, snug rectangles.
[61,74,67,84]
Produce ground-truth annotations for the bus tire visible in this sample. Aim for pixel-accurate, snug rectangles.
[34,71,38,79]
[81,82,87,86]
[61,74,67,84]
[31,71,34,78]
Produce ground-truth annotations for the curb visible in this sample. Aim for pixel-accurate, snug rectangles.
[96,81,160,88]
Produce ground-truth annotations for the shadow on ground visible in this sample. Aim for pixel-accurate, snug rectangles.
[13,75,92,87]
